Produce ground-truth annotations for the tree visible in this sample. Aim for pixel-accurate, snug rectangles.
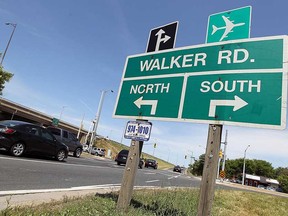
[278,174,288,193]
[0,66,13,95]
[225,158,243,179]
[274,167,288,178]
[252,159,274,178]
[224,158,275,179]
[189,154,205,176]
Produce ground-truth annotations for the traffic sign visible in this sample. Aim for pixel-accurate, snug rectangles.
[52,118,59,126]
[219,170,225,178]
[146,21,178,52]
[113,36,288,129]
[206,6,251,43]
[124,120,152,141]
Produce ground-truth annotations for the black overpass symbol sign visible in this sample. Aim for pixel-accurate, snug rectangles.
[146,21,178,53]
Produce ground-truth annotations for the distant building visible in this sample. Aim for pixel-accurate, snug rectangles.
[244,174,279,189]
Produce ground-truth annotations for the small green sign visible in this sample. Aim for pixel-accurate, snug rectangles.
[52,118,59,126]
[206,6,251,43]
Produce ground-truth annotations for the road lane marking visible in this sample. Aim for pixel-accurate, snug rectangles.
[0,156,114,170]
[168,175,181,180]
[143,172,156,175]
[145,180,160,183]
[0,184,122,196]
[0,185,159,196]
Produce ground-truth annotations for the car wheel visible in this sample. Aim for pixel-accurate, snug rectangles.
[95,152,98,156]
[117,161,121,165]
[56,150,66,162]
[73,148,82,158]
[10,142,25,157]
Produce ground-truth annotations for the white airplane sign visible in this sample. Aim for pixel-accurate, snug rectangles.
[206,6,251,43]
[212,16,245,41]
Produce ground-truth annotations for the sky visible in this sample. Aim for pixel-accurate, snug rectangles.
[0,0,288,169]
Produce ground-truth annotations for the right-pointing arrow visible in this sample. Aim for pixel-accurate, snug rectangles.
[209,95,248,117]
[155,29,171,51]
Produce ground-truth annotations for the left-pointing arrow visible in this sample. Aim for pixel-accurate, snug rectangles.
[209,95,248,117]
[134,96,158,115]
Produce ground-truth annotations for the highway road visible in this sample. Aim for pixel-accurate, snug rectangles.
[0,153,202,193]
[1,152,287,211]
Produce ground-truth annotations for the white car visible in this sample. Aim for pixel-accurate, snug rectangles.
[91,147,105,157]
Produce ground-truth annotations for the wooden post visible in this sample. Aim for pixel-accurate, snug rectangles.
[117,139,143,211]
[197,124,222,216]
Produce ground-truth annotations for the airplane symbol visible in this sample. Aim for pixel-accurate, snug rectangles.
[211,15,245,42]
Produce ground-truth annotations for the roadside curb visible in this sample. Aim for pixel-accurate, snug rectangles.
[0,185,158,211]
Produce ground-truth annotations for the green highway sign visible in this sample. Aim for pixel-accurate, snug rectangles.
[206,6,252,43]
[123,38,282,78]
[52,117,59,126]
[113,36,288,129]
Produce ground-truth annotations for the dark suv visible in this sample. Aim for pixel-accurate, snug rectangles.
[115,149,144,169]
[145,159,158,169]
[47,127,83,158]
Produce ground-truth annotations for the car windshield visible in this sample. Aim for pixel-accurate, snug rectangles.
[47,127,61,136]
[119,150,129,155]
[0,120,27,127]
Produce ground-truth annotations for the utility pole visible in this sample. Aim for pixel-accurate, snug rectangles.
[88,90,113,151]
[221,130,228,171]
[1,23,17,66]
[242,145,250,185]
[77,113,85,139]
[216,129,228,179]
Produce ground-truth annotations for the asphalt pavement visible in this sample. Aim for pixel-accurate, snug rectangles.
[1,153,287,211]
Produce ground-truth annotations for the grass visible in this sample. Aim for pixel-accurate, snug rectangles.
[1,188,288,216]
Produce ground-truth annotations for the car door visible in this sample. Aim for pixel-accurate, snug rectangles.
[68,132,78,151]
[21,125,42,153]
[59,130,71,150]
[38,128,57,156]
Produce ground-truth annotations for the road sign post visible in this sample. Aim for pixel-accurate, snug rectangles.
[200,8,252,215]
[197,124,222,216]
[117,139,143,211]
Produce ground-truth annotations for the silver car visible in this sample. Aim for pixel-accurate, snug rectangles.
[91,147,105,157]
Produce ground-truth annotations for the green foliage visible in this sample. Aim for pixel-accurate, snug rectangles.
[0,66,13,95]
[278,174,288,193]
[190,155,280,182]
[275,167,288,178]
[225,158,243,179]
[189,154,205,176]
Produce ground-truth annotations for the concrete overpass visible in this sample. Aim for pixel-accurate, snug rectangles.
[0,97,88,139]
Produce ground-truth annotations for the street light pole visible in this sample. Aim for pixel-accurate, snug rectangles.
[89,89,113,150]
[1,23,17,66]
[242,145,250,185]
[59,106,67,120]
